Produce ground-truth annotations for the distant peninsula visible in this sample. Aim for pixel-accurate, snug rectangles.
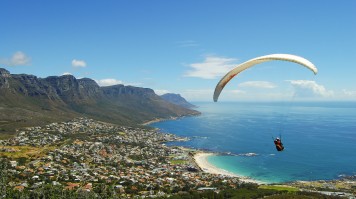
[160,93,197,109]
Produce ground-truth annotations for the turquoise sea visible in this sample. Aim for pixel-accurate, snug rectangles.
[150,102,356,183]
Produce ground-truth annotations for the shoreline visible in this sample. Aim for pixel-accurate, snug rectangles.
[193,152,266,185]
[144,116,267,185]
[142,112,201,126]
[141,117,178,126]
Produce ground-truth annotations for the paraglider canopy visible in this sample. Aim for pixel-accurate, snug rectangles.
[213,54,318,102]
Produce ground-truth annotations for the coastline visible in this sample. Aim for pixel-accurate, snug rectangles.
[142,104,356,195]
[142,112,201,126]
[142,117,178,126]
[193,152,265,185]
[145,116,266,185]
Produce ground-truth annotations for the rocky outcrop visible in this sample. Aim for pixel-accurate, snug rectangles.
[0,68,11,77]
[102,84,156,98]
[0,68,11,89]
[11,74,53,98]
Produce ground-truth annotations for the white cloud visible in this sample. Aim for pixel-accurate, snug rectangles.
[11,51,31,66]
[62,72,72,76]
[0,51,31,66]
[342,89,356,97]
[288,80,334,98]
[72,59,87,67]
[184,56,237,79]
[96,78,123,86]
[154,89,170,95]
[239,81,276,89]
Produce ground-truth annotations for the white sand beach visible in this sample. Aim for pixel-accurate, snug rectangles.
[142,117,179,126]
[193,152,265,184]
[141,118,164,125]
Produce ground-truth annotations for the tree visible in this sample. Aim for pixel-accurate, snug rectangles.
[17,157,27,166]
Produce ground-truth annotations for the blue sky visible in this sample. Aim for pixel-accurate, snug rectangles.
[1,0,355,101]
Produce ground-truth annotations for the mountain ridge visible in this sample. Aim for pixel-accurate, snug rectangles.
[160,93,197,109]
[0,68,200,135]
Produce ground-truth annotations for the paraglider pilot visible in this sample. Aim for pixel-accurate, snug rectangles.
[274,137,284,151]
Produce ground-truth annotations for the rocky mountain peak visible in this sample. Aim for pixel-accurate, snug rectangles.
[0,68,11,78]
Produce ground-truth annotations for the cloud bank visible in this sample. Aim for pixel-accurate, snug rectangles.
[342,89,356,99]
[184,56,237,79]
[289,80,333,98]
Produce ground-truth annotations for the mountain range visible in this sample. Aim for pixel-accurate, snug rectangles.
[0,68,200,135]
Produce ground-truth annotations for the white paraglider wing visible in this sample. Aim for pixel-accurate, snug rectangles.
[213,54,318,102]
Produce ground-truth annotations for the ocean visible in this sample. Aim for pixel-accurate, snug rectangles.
[150,101,356,183]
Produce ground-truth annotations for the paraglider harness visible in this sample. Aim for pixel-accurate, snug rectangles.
[273,135,284,151]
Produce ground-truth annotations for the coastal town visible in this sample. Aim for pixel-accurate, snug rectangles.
[0,118,242,198]
[1,117,355,198]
